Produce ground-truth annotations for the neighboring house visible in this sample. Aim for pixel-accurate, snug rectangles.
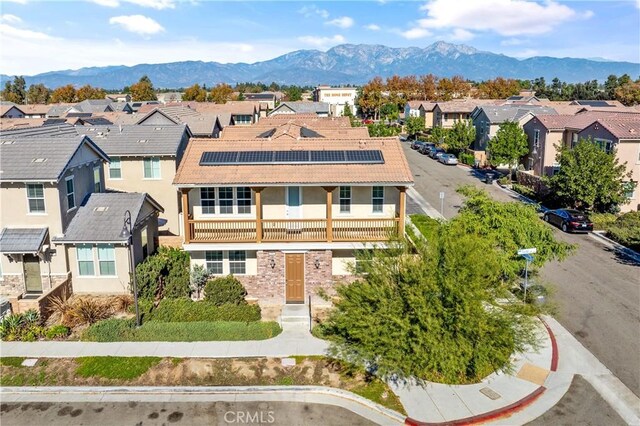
[522,115,575,176]
[404,101,436,129]
[106,93,131,103]
[471,105,558,152]
[569,100,624,108]
[577,118,640,212]
[269,102,330,117]
[221,120,370,140]
[172,137,414,306]
[69,99,133,115]
[0,102,25,119]
[189,101,260,125]
[46,104,74,118]
[433,100,488,129]
[20,105,50,119]
[54,192,163,293]
[244,92,278,111]
[0,135,109,297]
[312,86,358,117]
[82,124,191,236]
[157,92,183,104]
[136,106,224,138]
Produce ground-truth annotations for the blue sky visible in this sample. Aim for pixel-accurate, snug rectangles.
[1,0,639,75]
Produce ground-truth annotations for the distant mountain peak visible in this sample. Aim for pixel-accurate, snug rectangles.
[425,41,478,55]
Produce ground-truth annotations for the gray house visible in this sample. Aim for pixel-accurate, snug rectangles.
[268,102,330,117]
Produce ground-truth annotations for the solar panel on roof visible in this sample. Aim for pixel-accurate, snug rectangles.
[310,150,345,162]
[345,150,383,163]
[199,150,384,166]
[238,151,273,163]
[200,151,238,164]
[274,150,308,162]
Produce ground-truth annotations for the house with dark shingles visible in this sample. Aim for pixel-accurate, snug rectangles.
[268,102,330,117]
[136,106,224,138]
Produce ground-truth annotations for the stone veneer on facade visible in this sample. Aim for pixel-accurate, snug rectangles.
[0,273,67,297]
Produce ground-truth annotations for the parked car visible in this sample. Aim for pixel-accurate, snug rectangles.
[543,209,593,233]
[411,140,425,150]
[429,147,446,159]
[399,135,408,142]
[418,142,436,154]
[438,153,458,165]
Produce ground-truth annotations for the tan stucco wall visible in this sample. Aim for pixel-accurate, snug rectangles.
[67,244,131,294]
[104,156,179,234]
[617,140,640,212]
[331,249,356,275]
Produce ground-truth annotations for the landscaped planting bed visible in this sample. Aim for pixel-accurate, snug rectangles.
[0,356,405,414]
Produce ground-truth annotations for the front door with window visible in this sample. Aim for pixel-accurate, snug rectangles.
[23,254,42,294]
[285,253,304,303]
[285,187,302,219]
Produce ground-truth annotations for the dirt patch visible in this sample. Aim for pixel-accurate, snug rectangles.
[259,305,282,322]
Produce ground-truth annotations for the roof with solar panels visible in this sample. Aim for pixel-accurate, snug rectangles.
[173,137,414,186]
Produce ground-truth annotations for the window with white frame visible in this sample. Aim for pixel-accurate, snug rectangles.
[205,251,223,274]
[571,133,578,148]
[372,186,384,213]
[237,187,251,214]
[200,188,216,214]
[229,251,246,274]
[97,244,116,276]
[623,181,637,199]
[65,176,75,210]
[143,157,161,179]
[234,115,252,125]
[109,157,122,179]
[26,183,45,213]
[340,186,351,213]
[219,187,233,214]
[533,129,540,151]
[594,138,613,154]
[77,244,95,276]
[93,166,101,193]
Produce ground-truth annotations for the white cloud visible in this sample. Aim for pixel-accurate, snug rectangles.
[109,15,164,35]
[298,5,329,19]
[90,0,176,9]
[417,0,586,36]
[0,14,22,24]
[401,27,432,40]
[297,34,345,48]
[325,16,354,29]
[449,28,474,41]
[637,0,640,9]
[1,0,28,4]
[0,23,54,41]
[365,24,380,31]
[501,38,524,46]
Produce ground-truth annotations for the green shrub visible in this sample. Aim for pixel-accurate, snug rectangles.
[83,319,281,342]
[590,213,617,230]
[76,357,161,379]
[204,275,248,306]
[498,176,512,186]
[44,325,70,340]
[0,310,43,341]
[0,357,26,367]
[511,184,536,199]
[606,211,640,251]
[135,247,191,301]
[410,214,440,240]
[457,152,475,167]
[147,299,260,322]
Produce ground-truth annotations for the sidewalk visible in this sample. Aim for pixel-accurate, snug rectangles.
[0,322,328,358]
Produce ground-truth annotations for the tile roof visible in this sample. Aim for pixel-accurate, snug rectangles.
[137,106,219,136]
[174,137,414,186]
[0,118,48,130]
[221,122,369,140]
[0,228,48,254]
[478,105,558,123]
[81,124,188,156]
[0,134,109,182]
[565,111,640,130]
[54,192,163,243]
[437,99,501,113]
[269,102,330,115]
[19,104,51,115]
[0,123,78,138]
[0,104,24,117]
[591,118,640,140]
[46,104,74,117]
[257,115,352,128]
[530,114,576,130]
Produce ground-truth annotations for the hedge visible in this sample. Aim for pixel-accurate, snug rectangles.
[83,318,281,342]
[145,299,261,322]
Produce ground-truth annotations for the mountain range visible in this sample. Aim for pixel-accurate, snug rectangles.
[3,42,639,89]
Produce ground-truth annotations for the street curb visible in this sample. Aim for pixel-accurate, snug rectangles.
[0,385,406,425]
[403,316,558,425]
[589,231,640,263]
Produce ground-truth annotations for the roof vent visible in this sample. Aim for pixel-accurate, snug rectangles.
[137,139,148,143]
[154,127,162,130]
[94,206,108,212]
[1,140,15,145]
[32,158,47,163]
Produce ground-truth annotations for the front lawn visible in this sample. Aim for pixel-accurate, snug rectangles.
[76,357,161,379]
[82,319,281,342]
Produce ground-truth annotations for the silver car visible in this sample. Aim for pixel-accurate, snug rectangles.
[438,153,458,165]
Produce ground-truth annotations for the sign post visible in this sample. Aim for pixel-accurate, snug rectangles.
[439,191,445,216]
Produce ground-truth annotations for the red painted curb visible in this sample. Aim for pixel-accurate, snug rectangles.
[404,318,559,425]
[404,386,546,426]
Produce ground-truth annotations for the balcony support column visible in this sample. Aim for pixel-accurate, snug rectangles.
[396,186,407,237]
[323,186,336,242]
[181,188,190,244]
[253,187,265,243]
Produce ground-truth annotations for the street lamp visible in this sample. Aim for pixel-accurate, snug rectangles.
[120,210,140,327]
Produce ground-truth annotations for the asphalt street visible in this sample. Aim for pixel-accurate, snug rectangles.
[0,401,376,426]
[402,143,640,397]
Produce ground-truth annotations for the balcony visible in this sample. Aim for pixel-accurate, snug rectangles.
[186,218,400,243]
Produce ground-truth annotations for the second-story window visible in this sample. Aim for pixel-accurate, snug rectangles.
[372,186,384,213]
[200,188,216,214]
[237,187,251,214]
[533,129,540,151]
[340,186,351,214]
[143,157,161,179]
[219,187,233,214]
[65,176,75,210]
[109,157,122,179]
[93,166,101,193]
[26,183,45,213]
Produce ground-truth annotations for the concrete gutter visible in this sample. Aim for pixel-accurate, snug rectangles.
[0,385,406,425]
[589,231,640,263]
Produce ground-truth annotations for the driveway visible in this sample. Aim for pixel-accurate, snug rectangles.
[403,143,640,397]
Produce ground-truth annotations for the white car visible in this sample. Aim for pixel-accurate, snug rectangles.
[438,153,458,165]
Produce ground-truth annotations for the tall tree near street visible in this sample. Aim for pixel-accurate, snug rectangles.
[130,75,157,101]
[209,83,233,104]
[429,125,447,144]
[405,116,425,140]
[547,138,632,212]
[446,119,476,154]
[1,76,26,104]
[50,84,77,103]
[26,84,51,104]
[486,121,528,173]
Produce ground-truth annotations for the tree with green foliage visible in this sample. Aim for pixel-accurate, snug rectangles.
[204,275,248,306]
[405,116,425,140]
[379,102,399,121]
[1,76,26,104]
[446,119,476,154]
[342,102,353,118]
[134,247,190,300]
[429,125,448,144]
[546,138,632,212]
[130,75,157,101]
[50,84,77,103]
[487,121,528,173]
[190,264,209,299]
[76,84,106,102]
[26,84,51,104]
[366,122,401,137]
[284,86,302,101]
[182,83,208,102]
[209,83,233,104]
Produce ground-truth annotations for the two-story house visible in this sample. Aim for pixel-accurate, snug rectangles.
[173,137,414,306]
[404,101,436,130]
[136,106,224,138]
[269,102,330,117]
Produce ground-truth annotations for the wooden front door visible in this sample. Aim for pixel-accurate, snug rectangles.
[23,254,43,294]
[285,253,305,303]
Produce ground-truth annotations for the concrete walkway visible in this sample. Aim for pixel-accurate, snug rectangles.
[0,321,328,359]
